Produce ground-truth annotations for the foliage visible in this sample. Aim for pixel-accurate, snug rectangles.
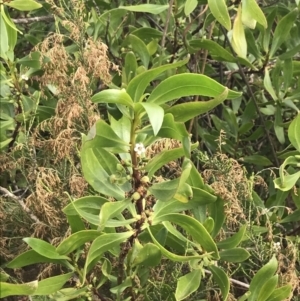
[1,0,300,300]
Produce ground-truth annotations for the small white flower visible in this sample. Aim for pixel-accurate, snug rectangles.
[21,74,28,81]
[134,143,145,156]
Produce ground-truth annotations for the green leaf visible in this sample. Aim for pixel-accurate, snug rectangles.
[264,67,277,101]
[145,144,198,177]
[140,103,164,136]
[149,159,193,203]
[219,248,250,263]
[83,231,134,281]
[91,89,134,108]
[0,13,9,59]
[257,275,278,301]
[189,39,236,62]
[208,197,225,238]
[203,217,214,234]
[99,199,131,230]
[175,269,202,301]
[132,243,161,267]
[127,57,189,102]
[0,281,37,298]
[84,119,130,152]
[23,238,69,260]
[119,4,169,14]
[147,74,241,105]
[184,0,198,16]
[209,266,230,301]
[242,0,267,29]
[147,226,206,262]
[81,147,126,200]
[274,170,300,192]
[217,224,247,249]
[208,0,231,31]
[33,273,73,295]
[5,0,42,11]
[5,250,67,268]
[269,9,298,58]
[279,208,300,223]
[5,12,17,51]
[56,230,101,255]
[232,5,247,59]
[124,52,137,84]
[165,88,229,122]
[128,34,150,68]
[152,213,219,259]
[248,255,278,301]
[241,155,273,166]
[288,113,300,152]
[63,196,108,216]
[265,284,292,301]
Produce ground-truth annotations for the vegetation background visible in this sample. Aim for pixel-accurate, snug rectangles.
[0,0,299,300]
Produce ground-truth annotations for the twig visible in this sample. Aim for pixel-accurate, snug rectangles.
[204,269,250,289]
[11,15,54,24]
[161,0,174,50]
[0,186,41,224]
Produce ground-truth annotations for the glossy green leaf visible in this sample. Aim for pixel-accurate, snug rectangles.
[165,88,229,122]
[265,284,292,301]
[5,12,17,51]
[209,266,230,301]
[274,172,300,191]
[119,4,169,14]
[145,144,197,177]
[132,243,161,267]
[0,13,9,59]
[124,51,137,84]
[23,238,69,260]
[279,43,300,60]
[56,230,101,255]
[217,224,247,249]
[242,0,267,29]
[269,9,298,58]
[128,34,150,68]
[208,0,231,31]
[152,213,219,259]
[33,273,73,295]
[83,231,134,281]
[232,5,247,58]
[184,0,198,16]
[264,68,277,101]
[127,57,189,102]
[91,89,134,108]
[248,255,277,301]
[84,119,130,151]
[175,269,202,301]
[147,226,206,262]
[99,199,131,230]
[141,103,164,136]
[208,197,225,238]
[241,155,273,166]
[257,275,278,301]
[279,208,300,223]
[203,217,214,234]
[5,0,42,11]
[288,113,300,152]
[81,147,125,200]
[219,248,250,263]
[148,74,240,105]
[63,196,108,216]
[189,39,236,62]
[0,281,37,298]
[5,250,67,268]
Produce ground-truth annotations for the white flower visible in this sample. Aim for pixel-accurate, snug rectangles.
[134,143,145,156]
[21,74,28,81]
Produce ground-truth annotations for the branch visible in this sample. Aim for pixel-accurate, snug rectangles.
[0,186,41,224]
[161,0,174,50]
[11,15,54,24]
[204,269,250,289]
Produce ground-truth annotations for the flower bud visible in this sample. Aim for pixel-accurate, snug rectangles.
[132,191,141,201]
[141,176,150,184]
